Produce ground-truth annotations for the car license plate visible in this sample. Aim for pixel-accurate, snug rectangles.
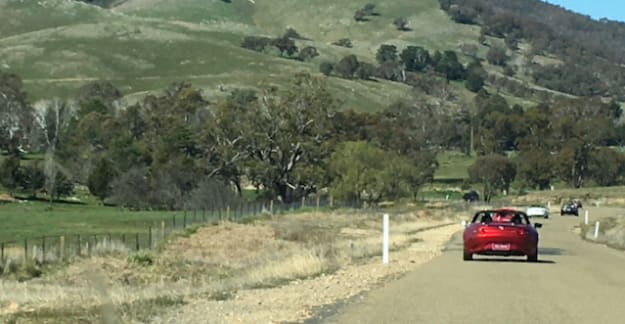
[492,243,511,251]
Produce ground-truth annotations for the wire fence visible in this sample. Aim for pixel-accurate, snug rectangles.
[0,196,368,269]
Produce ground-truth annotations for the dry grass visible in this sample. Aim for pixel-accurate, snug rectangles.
[0,208,460,322]
[579,217,625,250]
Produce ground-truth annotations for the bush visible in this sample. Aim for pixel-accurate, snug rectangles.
[332,38,353,48]
[127,252,154,266]
[241,36,273,52]
[319,62,334,76]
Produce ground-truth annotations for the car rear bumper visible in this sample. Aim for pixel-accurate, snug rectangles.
[464,238,537,256]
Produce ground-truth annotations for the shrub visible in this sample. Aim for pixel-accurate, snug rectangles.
[127,252,154,266]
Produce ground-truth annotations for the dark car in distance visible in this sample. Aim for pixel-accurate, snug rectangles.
[463,190,480,202]
[560,202,580,216]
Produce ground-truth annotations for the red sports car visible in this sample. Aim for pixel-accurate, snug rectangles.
[463,208,542,262]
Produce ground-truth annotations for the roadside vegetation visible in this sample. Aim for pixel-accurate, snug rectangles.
[0,208,459,322]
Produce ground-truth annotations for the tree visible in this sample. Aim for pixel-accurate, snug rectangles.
[110,167,151,210]
[47,171,74,201]
[32,98,76,203]
[468,154,516,202]
[400,46,430,72]
[588,148,625,186]
[516,149,554,190]
[199,100,252,195]
[335,55,360,79]
[76,81,122,117]
[0,156,20,197]
[393,17,409,31]
[356,62,376,80]
[87,157,117,202]
[550,97,615,187]
[297,46,319,62]
[19,163,45,198]
[449,6,478,24]
[434,50,466,80]
[241,36,273,52]
[486,45,508,66]
[319,61,335,76]
[368,101,440,187]
[273,35,298,57]
[244,73,340,202]
[354,10,367,22]
[327,141,386,203]
[376,44,398,64]
[377,62,403,81]
[0,72,33,155]
[465,60,487,92]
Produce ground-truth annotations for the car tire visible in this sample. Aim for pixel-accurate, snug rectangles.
[527,249,538,262]
[463,251,473,261]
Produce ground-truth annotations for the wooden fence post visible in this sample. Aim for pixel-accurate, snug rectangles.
[226,206,231,221]
[135,233,140,251]
[60,236,65,262]
[41,237,46,262]
[172,215,176,229]
[161,221,166,242]
[77,235,81,257]
[1,242,4,263]
[302,197,306,209]
[148,227,152,249]
[24,239,28,262]
[183,213,187,228]
[330,196,334,208]
[270,200,274,214]
[316,196,320,211]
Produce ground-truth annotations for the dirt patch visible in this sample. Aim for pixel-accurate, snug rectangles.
[0,194,16,203]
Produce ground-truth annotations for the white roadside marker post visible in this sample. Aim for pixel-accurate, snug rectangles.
[594,221,600,240]
[585,210,589,225]
[383,213,389,265]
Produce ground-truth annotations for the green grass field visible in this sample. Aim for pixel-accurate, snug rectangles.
[0,0,498,110]
[0,200,181,242]
[435,151,475,181]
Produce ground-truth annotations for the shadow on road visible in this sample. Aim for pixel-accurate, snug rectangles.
[539,247,565,255]
[470,258,556,264]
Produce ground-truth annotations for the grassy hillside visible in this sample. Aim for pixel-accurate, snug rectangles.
[0,0,490,110]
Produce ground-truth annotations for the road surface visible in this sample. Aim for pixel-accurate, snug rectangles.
[324,207,625,324]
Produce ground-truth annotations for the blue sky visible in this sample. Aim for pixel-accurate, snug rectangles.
[544,0,625,22]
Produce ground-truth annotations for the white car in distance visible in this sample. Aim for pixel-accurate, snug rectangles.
[526,205,550,219]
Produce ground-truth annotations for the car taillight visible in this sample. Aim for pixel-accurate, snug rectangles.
[517,229,527,236]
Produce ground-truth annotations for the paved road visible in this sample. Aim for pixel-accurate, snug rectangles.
[325,207,625,324]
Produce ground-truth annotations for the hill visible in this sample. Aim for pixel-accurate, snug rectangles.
[0,0,497,110]
[3,0,625,110]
